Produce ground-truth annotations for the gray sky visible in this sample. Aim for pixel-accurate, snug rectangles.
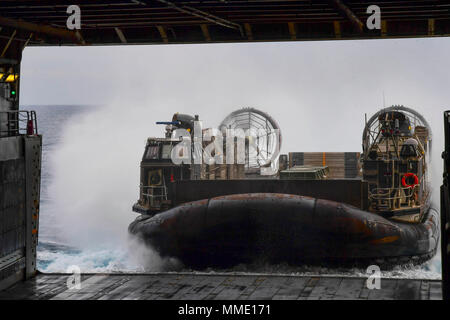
[20,38,450,155]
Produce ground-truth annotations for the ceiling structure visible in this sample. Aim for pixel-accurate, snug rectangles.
[0,0,449,54]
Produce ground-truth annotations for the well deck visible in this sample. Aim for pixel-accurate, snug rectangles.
[0,273,442,300]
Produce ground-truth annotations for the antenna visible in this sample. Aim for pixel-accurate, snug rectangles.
[383,91,386,108]
[364,113,367,153]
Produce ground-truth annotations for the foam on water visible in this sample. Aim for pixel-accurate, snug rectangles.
[38,241,129,273]
[37,238,442,279]
[37,236,182,273]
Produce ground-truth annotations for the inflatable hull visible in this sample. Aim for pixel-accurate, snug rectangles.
[129,193,439,268]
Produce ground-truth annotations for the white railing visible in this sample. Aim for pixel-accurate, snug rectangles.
[140,184,168,207]
[369,186,417,201]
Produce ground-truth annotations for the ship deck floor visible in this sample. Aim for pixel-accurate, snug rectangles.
[0,273,442,300]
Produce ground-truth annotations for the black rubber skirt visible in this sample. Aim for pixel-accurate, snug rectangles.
[128,193,439,268]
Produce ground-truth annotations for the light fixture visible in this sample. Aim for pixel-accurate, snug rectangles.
[5,74,19,82]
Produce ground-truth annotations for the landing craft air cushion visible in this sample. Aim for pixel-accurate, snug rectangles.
[129,106,439,268]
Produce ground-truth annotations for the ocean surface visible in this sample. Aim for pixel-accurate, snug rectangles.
[28,105,442,279]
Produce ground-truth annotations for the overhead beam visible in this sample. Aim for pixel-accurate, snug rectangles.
[428,18,435,36]
[156,25,168,43]
[244,23,253,41]
[114,27,127,43]
[22,33,33,50]
[0,58,19,65]
[0,15,83,44]
[288,22,296,40]
[154,0,243,36]
[381,20,387,37]
[333,21,341,38]
[0,30,17,58]
[329,0,364,33]
[200,24,211,42]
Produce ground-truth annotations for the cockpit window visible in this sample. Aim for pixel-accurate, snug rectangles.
[161,144,172,159]
[145,145,160,159]
[400,145,417,158]
[400,138,419,158]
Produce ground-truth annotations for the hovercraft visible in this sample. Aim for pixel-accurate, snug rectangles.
[129,106,439,268]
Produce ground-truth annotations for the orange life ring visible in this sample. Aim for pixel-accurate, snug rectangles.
[401,173,419,188]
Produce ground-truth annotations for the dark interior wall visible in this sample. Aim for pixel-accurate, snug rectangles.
[0,134,41,291]
[0,46,41,289]
[0,83,14,136]
[0,83,13,111]
[0,136,26,290]
[0,45,26,289]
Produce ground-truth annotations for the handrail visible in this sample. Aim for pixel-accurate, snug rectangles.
[140,183,168,206]
[368,173,424,203]
[0,110,38,136]
[369,186,416,201]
